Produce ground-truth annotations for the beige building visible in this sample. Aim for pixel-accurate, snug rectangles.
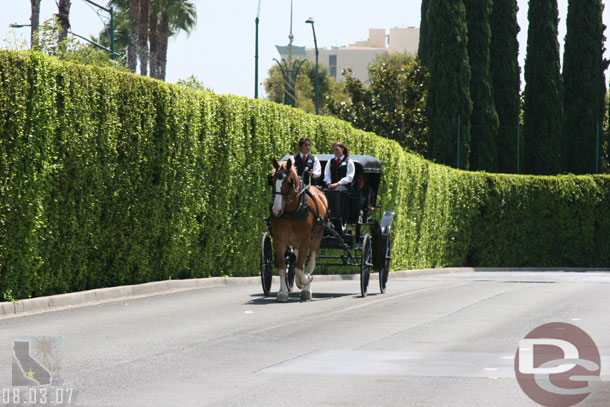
[305,27,419,85]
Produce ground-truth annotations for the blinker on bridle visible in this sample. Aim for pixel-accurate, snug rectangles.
[272,168,297,203]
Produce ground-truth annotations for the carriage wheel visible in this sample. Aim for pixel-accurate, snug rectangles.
[360,234,372,297]
[260,232,273,296]
[379,226,391,294]
[285,249,296,292]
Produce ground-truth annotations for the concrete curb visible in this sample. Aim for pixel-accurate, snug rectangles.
[1,267,608,317]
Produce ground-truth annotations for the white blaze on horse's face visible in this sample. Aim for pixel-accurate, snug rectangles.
[272,175,285,216]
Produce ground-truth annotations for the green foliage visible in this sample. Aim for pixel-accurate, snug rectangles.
[418,0,431,66]
[562,0,608,174]
[175,75,213,92]
[469,174,610,267]
[523,0,563,174]
[464,0,499,172]
[1,50,610,300]
[327,54,429,155]
[490,0,521,173]
[426,0,473,169]
[264,60,345,115]
[92,6,130,54]
[4,17,127,71]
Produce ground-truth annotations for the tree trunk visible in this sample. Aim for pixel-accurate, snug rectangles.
[158,11,169,81]
[128,0,140,72]
[30,0,41,49]
[148,9,159,79]
[138,0,149,76]
[56,0,71,47]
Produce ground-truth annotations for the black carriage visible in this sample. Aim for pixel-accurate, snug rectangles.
[260,154,395,297]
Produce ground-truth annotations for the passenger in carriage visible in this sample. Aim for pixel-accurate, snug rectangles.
[293,137,321,185]
[354,173,375,215]
[324,141,355,191]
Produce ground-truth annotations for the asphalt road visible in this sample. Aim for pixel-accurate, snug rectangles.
[1,270,610,407]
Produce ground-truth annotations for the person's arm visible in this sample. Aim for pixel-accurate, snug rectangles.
[312,156,321,179]
[339,159,356,186]
[324,160,331,185]
[367,189,375,212]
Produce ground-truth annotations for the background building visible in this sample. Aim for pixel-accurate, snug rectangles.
[276,27,419,85]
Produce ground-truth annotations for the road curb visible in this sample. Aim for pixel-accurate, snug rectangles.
[2,267,608,316]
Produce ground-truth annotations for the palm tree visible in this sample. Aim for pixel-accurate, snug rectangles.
[104,0,197,80]
[128,0,139,71]
[150,0,197,80]
[56,0,71,46]
[30,0,42,48]
[138,0,150,76]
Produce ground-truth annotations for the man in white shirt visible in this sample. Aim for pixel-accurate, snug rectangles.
[293,137,321,183]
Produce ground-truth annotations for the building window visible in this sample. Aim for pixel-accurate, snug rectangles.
[329,55,337,79]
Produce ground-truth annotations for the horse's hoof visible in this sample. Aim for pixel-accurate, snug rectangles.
[300,290,312,301]
[276,292,289,303]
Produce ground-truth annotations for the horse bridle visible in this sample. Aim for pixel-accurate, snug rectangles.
[272,168,299,207]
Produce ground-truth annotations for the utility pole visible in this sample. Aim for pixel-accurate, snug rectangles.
[255,0,262,98]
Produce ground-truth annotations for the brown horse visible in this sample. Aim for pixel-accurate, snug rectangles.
[270,157,328,302]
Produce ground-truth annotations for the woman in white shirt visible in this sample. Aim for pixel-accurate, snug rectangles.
[324,141,355,191]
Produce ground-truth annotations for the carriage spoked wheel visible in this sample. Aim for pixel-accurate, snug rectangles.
[379,226,391,294]
[360,234,372,297]
[260,232,273,297]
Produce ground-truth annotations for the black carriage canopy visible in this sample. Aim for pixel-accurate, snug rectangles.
[279,154,382,194]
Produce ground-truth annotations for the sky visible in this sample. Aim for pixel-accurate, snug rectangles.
[1,0,609,99]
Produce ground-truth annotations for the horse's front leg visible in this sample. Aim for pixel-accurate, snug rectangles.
[300,248,318,301]
[294,244,313,291]
[277,266,289,303]
[274,243,289,303]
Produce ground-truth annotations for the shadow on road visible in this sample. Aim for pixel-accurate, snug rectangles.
[246,292,354,305]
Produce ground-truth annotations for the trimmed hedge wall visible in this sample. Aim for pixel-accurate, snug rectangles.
[1,50,609,300]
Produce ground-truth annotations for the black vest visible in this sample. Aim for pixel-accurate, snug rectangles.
[294,154,314,176]
[329,157,348,183]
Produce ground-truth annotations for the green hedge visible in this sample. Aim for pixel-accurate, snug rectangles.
[1,50,609,300]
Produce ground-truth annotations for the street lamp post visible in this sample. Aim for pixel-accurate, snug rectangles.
[255,0,262,99]
[81,0,115,59]
[10,22,123,60]
[305,18,319,115]
[9,23,33,48]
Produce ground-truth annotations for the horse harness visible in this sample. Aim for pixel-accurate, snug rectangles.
[267,169,352,259]
[269,168,326,226]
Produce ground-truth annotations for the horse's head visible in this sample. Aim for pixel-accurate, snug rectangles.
[270,157,300,217]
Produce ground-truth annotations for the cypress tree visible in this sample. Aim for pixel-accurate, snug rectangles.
[490,0,521,173]
[464,0,499,172]
[418,0,431,66]
[562,0,607,174]
[523,0,563,175]
[426,0,472,169]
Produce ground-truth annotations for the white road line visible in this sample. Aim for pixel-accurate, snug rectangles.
[247,282,470,335]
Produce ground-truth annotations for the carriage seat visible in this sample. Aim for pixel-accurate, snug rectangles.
[323,188,362,226]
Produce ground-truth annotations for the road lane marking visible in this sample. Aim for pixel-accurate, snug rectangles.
[247,282,469,335]
[259,350,610,380]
